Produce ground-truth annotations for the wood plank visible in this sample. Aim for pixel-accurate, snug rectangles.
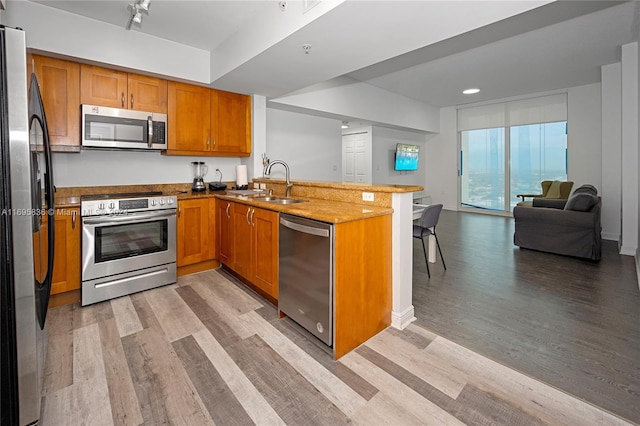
[143,284,205,342]
[191,279,258,339]
[109,296,143,337]
[71,323,114,425]
[173,335,254,425]
[339,350,465,425]
[175,285,242,349]
[192,329,285,426]
[228,334,350,425]
[98,318,144,426]
[72,299,114,329]
[364,328,468,399]
[385,324,433,349]
[356,344,545,426]
[129,291,161,331]
[255,308,379,402]
[351,392,428,426]
[43,304,74,395]
[121,327,214,425]
[424,336,632,425]
[240,310,368,417]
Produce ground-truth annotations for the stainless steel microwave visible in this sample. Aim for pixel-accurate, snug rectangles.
[81,104,167,150]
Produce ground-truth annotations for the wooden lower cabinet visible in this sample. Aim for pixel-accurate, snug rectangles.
[333,214,392,358]
[40,208,81,296]
[177,198,216,268]
[216,200,278,300]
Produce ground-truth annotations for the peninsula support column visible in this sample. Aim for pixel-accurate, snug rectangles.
[390,192,416,329]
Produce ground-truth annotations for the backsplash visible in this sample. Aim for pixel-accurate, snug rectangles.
[52,149,242,188]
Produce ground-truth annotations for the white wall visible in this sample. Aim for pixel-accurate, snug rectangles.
[567,83,602,191]
[53,150,241,188]
[265,108,343,182]
[424,107,459,211]
[601,63,622,242]
[371,127,428,198]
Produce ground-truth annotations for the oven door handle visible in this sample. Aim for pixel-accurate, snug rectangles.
[82,210,176,225]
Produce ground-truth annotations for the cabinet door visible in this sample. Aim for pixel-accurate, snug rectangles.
[41,209,81,295]
[251,208,278,299]
[231,202,252,278]
[80,65,128,109]
[128,74,168,114]
[32,56,81,148]
[167,82,211,152]
[177,199,210,267]
[216,200,233,265]
[211,89,251,156]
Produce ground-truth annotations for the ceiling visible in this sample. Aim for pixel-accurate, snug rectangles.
[29,1,638,108]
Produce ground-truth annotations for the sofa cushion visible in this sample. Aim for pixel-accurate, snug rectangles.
[564,191,598,212]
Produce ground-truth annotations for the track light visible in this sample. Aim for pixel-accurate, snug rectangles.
[126,0,151,30]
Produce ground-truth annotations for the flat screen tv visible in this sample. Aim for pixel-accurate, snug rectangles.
[395,143,419,171]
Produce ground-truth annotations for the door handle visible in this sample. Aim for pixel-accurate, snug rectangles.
[131,93,134,109]
[246,208,251,225]
[250,208,255,226]
[121,92,125,108]
[71,210,77,229]
[225,203,230,219]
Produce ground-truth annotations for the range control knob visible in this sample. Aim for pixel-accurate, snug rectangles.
[151,199,157,206]
[99,202,105,210]
[109,202,115,209]
[159,199,166,205]
[167,198,174,205]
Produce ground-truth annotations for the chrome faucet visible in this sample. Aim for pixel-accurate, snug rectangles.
[265,160,292,197]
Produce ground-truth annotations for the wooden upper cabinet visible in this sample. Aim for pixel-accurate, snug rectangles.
[127,74,168,113]
[80,64,167,113]
[165,82,251,156]
[31,55,80,149]
[167,81,211,152]
[211,89,251,155]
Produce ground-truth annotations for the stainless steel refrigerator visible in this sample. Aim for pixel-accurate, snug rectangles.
[0,26,55,425]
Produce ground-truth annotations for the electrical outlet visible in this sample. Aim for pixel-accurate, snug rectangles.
[362,192,374,202]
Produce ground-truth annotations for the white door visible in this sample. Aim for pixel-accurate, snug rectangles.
[342,132,371,183]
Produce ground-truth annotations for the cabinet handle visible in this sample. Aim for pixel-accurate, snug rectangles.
[225,203,230,219]
[246,208,251,225]
[206,137,211,150]
[130,93,134,109]
[250,208,255,226]
[121,92,125,108]
[212,137,217,150]
[71,211,77,230]
[178,204,181,218]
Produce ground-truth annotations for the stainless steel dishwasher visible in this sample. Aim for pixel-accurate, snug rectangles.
[279,214,334,347]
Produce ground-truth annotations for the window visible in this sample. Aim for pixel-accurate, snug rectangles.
[458,94,568,213]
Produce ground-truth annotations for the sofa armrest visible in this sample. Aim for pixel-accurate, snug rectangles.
[532,198,567,209]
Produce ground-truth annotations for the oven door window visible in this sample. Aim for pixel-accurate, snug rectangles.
[95,219,167,263]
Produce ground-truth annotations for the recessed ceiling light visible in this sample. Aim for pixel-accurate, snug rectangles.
[463,88,480,95]
[341,121,349,129]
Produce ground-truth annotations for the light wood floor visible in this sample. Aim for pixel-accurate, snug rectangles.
[42,264,634,424]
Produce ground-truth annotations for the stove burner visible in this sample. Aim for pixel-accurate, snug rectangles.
[80,191,163,201]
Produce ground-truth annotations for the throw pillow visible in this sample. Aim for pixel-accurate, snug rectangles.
[546,180,562,198]
[572,184,597,196]
[565,192,598,212]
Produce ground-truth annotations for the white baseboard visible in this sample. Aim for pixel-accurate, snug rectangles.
[391,305,416,330]
[601,232,620,241]
[620,245,636,256]
[636,251,640,291]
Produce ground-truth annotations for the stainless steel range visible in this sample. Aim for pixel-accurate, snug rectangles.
[81,191,177,305]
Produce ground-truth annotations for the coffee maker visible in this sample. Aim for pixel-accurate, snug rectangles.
[191,161,208,192]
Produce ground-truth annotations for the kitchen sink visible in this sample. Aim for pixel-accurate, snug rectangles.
[252,197,307,205]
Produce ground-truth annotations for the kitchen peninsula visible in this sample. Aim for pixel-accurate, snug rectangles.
[52,179,421,358]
